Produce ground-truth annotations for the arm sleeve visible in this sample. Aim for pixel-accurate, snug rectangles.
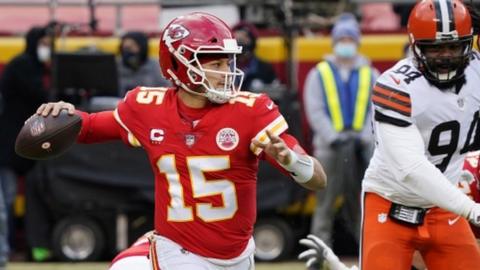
[249,94,289,155]
[77,110,127,144]
[377,122,474,217]
[303,68,338,145]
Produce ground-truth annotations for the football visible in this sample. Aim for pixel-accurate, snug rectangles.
[15,110,82,160]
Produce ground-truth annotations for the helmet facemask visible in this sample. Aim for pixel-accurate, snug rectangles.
[413,36,472,88]
[166,38,244,104]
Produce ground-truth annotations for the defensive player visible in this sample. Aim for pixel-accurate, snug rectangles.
[35,12,326,270]
[360,0,480,269]
[298,151,480,270]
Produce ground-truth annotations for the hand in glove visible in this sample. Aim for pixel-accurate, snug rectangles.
[468,203,480,227]
[298,234,358,270]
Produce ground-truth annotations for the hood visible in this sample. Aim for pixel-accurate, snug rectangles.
[25,26,48,60]
[120,31,149,65]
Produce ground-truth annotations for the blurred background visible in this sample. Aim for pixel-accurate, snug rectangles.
[0,0,435,268]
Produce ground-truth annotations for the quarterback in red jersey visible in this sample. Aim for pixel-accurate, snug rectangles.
[34,12,326,270]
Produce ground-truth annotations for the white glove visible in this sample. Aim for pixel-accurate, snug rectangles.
[298,234,358,270]
[468,203,480,227]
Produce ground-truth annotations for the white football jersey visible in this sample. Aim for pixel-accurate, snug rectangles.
[363,52,480,207]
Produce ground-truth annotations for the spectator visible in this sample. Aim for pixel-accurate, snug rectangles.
[232,22,277,92]
[117,31,170,96]
[34,12,327,270]
[0,26,52,268]
[303,12,377,268]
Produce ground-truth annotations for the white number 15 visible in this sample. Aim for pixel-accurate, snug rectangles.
[157,155,238,222]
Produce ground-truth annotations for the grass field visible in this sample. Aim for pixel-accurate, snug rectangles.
[8,259,358,270]
[8,262,307,270]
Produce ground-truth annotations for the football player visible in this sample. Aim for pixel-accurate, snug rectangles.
[34,12,327,270]
[359,0,480,269]
[298,151,480,270]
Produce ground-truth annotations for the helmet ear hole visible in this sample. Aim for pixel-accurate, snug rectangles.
[170,55,178,71]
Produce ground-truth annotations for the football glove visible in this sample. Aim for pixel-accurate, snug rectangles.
[298,234,358,270]
[468,203,480,227]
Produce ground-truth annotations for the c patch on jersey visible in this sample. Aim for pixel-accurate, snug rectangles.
[216,128,239,151]
[372,82,411,117]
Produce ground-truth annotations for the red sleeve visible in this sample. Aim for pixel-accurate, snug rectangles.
[76,110,125,143]
[249,93,289,156]
[261,133,307,176]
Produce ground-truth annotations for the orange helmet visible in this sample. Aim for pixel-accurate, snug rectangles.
[407,0,473,85]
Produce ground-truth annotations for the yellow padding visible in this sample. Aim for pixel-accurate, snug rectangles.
[2,34,474,64]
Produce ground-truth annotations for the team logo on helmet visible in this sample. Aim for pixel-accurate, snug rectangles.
[216,128,239,151]
[163,24,190,44]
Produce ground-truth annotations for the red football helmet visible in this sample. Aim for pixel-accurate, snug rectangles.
[159,12,244,104]
[407,0,473,85]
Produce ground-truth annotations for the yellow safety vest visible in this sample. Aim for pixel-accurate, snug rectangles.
[316,61,371,132]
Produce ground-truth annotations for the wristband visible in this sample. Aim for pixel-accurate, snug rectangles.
[280,149,314,184]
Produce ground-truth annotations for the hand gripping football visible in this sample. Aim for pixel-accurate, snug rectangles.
[15,110,82,160]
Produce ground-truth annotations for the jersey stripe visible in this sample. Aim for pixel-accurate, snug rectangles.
[113,109,142,147]
[372,83,411,117]
[435,0,455,34]
[374,110,411,127]
[250,115,288,156]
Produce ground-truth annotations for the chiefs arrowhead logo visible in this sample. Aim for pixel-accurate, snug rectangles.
[163,24,190,44]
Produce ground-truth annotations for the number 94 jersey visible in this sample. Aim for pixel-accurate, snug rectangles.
[113,87,289,260]
[364,53,480,207]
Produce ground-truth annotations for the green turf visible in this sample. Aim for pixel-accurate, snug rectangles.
[8,262,308,270]
[8,260,357,270]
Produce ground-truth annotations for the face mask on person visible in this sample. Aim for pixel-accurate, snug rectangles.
[122,50,142,70]
[37,45,50,63]
[333,42,357,59]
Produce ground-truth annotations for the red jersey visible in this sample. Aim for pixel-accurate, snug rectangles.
[111,87,289,259]
[461,151,480,238]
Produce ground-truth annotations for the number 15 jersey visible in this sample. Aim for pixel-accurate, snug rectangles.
[363,53,480,208]
[113,87,289,259]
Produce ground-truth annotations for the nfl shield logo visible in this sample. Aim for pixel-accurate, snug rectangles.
[378,213,388,224]
[30,118,46,137]
[185,134,196,147]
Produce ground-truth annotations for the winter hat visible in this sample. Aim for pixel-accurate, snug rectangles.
[331,13,360,43]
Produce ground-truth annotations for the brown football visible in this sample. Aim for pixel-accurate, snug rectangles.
[15,110,82,160]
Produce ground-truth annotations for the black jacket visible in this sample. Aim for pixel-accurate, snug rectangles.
[0,27,49,174]
[240,56,277,91]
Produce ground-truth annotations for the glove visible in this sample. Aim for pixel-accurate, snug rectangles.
[298,234,358,270]
[468,203,480,227]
